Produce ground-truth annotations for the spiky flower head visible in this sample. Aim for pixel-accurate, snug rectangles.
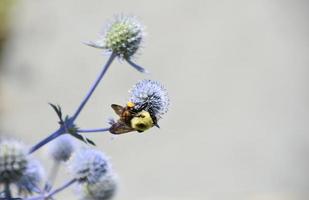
[129,80,169,119]
[16,159,44,195]
[86,15,144,60]
[79,172,117,200]
[48,135,75,162]
[69,148,111,184]
[0,140,28,183]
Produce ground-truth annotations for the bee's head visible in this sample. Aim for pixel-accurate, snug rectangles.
[130,110,154,132]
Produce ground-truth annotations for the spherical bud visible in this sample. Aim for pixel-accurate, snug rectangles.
[16,159,44,195]
[87,15,144,60]
[69,148,111,184]
[0,140,28,183]
[79,172,117,200]
[48,135,75,162]
[129,80,169,119]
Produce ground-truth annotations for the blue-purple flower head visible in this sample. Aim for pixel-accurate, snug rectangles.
[86,15,144,60]
[48,135,76,162]
[16,159,44,195]
[0,140,28,183]
[129,80,169,119]
[79,172,117,200]
[69,148,111,184]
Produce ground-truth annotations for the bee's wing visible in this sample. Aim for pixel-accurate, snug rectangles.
[109,121,135,134]
[111,104,124,116]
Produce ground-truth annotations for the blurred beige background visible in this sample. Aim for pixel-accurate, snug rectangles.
[1,0,309,200]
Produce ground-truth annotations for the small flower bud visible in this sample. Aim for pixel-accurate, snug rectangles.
[48,135,75,162]
[86,15,144,60]
[16,159,44,195]
[129,80,169,119]
[0,140,28,183]
[69,148,111,184]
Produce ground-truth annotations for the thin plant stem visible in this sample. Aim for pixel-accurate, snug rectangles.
[70,53,116,122]
[29,53,116,154]
[4,182,12,200]
[78,127,110,133]
[26,179,77,200]
[28,128,64,154]
[45,179,77,199]
[44,161,60,192]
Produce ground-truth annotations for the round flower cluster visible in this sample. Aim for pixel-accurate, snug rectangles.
[0,140,28,183]
[16,159,44,195]
[86,15,144,60]
[48,135,75,162]
[129,79,169,119]
[69,148,111,184]
[79,172,117,200]
[104,15,144,59]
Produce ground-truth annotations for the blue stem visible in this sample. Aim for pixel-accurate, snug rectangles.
[45,179,76,199]
[29,53,116,154]
[78,127,110,133]
[70,53,116,122]
[4,182,12,200]
[44,161,60,192]
[26,179,76,200]
[28,128,64,154]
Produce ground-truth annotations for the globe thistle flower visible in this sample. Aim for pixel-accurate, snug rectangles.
[104,15,144,60]
[0,140,28,183]
[129,80,169,119]
[85,14,147,73]
[48,134,76,162]
[79,172,117,200]
[15,159,44,195]
[69,148,111,184]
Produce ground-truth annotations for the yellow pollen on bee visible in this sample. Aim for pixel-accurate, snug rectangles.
[127,101,135,108]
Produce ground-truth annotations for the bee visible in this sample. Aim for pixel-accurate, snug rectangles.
[109,101,159,134]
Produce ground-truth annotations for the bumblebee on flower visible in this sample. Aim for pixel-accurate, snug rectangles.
[109,79,169,134]
[1,13,170,200]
